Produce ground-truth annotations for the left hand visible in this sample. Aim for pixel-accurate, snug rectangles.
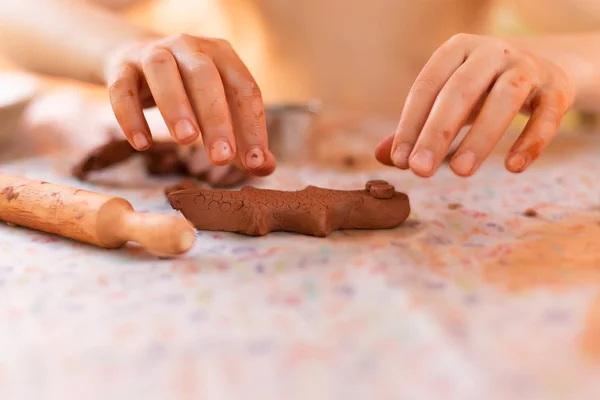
[375,33,575,177]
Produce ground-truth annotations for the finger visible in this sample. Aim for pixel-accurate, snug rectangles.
[250,150,276,177]
[504,91,568,173]
[172,50,236,165]
[208,40,274,175]
[390,34,475,169]
[141,47,201,145]
[107,63,152,150]
[408,48,509,177]
[375,134,395,166]
[449,68,535,176]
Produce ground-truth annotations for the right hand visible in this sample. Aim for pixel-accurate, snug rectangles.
[103,33,275,176]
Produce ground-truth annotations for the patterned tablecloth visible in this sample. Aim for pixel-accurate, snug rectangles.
[2,93,600,399]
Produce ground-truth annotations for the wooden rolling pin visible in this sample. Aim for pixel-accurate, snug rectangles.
[0,173,196,256]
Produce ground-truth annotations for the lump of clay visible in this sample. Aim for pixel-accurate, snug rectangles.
[167,179,410,237]
[72,139,249,188]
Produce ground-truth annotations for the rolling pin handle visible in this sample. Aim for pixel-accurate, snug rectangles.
[116,211,196,255]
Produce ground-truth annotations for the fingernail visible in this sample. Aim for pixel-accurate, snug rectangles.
[409,149,434,175]
[132,132,149,149]
[210,140,233,163]
[174,119,198,142]
[245,147,265,170]
[507,152,530,172]
[391,142,413,168]
[451,151,476,175]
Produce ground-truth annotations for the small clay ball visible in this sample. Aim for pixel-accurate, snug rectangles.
[365,180,388,191]
[448,203,462,210]
[369,183,395,199]
[523,208,538,217]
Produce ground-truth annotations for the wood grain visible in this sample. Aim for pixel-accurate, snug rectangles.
[0,173,195,255]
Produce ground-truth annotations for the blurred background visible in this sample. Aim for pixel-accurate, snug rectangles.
[1,0,599,164]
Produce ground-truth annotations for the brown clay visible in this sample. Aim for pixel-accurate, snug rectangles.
[72,140,136,179]
[364,180,389,191]
[72,139,250,188]
[523,208,538,217]
[167,180,410,237]
[448,202,463,210]
[369,184,394,199]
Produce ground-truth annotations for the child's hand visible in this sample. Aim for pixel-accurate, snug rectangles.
[375,33,575,177]
[104,34,275,176]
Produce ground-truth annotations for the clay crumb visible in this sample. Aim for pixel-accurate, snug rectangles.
[448,203,462,210]
[370,184,394,199]
[523,208,538,217]
[342,155,356,167]
[1,187,18,202]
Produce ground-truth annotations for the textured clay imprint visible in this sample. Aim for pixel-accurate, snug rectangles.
[72,139,249,188]
[167,180,410,237]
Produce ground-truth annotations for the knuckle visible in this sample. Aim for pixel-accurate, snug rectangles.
[141,46,173,68]
[446,33,472,47]
[202,37,234,53]
[211,38,233,49]
[187,53,214,75]
[502,70,533,92]
[518,53,539,71]
[491,39,511,55]
[164,33,204,53]
[172,33,193,44]
[108,76,134,102]
[475,40,514,63]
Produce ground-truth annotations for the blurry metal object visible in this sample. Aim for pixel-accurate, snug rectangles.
[265,100,321,162]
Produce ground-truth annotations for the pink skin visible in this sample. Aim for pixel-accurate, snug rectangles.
[375,33,575,177]
[105,34,276,177]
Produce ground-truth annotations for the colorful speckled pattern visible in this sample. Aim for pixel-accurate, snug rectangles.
[2,134,600,400]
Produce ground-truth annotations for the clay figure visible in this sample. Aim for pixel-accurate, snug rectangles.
[167,180,410,237]
[72,139,249,188]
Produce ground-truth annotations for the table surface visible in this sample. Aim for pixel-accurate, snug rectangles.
[2,90,600,400]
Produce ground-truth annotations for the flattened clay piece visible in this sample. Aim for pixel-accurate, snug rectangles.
[447,202,462,210]
[365,180,388,191]
[369,183,394,199]
[167,181,410,237]
[72,139,249,188]
[72,140,137,180]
